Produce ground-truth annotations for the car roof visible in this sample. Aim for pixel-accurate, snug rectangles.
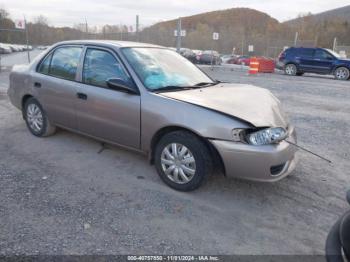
[53,40,164,49]
[290,47,321,50]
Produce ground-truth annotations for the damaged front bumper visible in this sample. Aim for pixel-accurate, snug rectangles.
[210,126,298,182]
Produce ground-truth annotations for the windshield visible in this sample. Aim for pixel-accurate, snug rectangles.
[121,47,213,91]
[326,49,341,59]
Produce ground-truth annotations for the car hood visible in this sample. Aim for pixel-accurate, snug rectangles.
[159,83,288,127]
[338,59,350,63]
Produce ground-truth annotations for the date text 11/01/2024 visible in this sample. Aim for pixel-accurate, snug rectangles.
[127,255,219,261]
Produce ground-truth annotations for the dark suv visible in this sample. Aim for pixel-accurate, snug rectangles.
[277,47,350,80]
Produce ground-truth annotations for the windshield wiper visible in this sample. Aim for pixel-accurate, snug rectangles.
[152,85,194,93]
[153,81,222,93]
[193,80,221,87]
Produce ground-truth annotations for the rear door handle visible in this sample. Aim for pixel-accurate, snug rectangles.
[76,92,88,100]
[34,82,41,88]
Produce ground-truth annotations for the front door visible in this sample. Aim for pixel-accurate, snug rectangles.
[75,47,141,149]
[312,49,335,74]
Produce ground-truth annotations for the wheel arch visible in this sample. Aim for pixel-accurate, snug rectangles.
[149,125,226,176]
[332,65,350,74]
[285,62,299,69]
[21,94,34,118]
[21,94,34,109]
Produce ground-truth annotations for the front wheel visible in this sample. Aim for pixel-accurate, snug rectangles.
[334,67,350,81]
[285,64,297,76]
[24,97,56,137]
[154,131,213,191]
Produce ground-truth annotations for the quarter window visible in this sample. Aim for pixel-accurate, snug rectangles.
[37,53,52,74]
[49,46,82,81]
[83,48,129,88]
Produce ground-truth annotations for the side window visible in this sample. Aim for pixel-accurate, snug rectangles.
[83,48,129,88]
[37,53,52,74]
[49,46,82,81]
[314,50,333,60]
[298,49,314,58]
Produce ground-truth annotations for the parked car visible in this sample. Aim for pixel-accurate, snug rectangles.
[9,45,20,52]
[0,43,12,54]
[192,49,203,64]
[226,55,240,64]
[198,50,221,65]
[237,55,250,66]
[277,47,350,80]
[23,45,33,51]
[179,48,197,63]
[8,40,297,191]
[37,45,48,50]
[221,54,238,64]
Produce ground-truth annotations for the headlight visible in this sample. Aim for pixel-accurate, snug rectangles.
[246,127,287,145]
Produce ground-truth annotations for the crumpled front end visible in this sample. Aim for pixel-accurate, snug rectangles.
[210,125,298,182]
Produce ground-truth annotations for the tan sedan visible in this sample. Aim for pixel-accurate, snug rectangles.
[8,40,297,191]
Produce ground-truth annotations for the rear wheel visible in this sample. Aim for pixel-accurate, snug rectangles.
[334,67,350,81]
[24,97,56,137]
[154,131,213,191]
[285,64,297,76]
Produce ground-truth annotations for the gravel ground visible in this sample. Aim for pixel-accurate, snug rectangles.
[0,55,349,255]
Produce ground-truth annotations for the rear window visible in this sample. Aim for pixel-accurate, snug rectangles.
[49,46,83,81]
[297,48,314,58]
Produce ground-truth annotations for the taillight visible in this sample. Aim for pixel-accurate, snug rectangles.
[278,51,286,60]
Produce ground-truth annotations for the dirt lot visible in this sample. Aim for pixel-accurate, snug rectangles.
[0,56,349,255]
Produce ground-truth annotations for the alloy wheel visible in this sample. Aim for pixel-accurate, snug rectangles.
[285,64,296,75]
[335,67,349,80]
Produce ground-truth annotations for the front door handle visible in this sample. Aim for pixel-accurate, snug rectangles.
[34,82,41,88]
[76,92,88,100]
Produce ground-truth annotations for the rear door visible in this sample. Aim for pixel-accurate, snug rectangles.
[312,49,335,74]
[75,46,141,149]
[34,45,83,129]
[297,48,315,72]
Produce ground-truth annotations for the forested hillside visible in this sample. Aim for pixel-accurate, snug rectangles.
[1,5,349,56]
[141,6,350,54]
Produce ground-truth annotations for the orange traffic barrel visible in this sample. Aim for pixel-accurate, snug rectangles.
[249,57,259,75]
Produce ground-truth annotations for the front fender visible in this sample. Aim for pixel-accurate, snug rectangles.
[141,92,252,153]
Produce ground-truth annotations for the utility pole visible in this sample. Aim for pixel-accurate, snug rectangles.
[85,18,88,39]
[314,35,318,47]
[176,18,182,53]
[136,15,140,42]
[333,37,337,52]
[120,23,123,40]
[294,32,299,46]
[24,15,30,63]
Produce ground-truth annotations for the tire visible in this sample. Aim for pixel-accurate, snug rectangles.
[285,64,297,76]
[24,97,56,137]
[154,131,213,191]
[334,67,350,81]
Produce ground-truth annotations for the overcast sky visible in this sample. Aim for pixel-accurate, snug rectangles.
[1,0,349,28]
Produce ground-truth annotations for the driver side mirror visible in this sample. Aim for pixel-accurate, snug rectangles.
[106,78,138,95]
